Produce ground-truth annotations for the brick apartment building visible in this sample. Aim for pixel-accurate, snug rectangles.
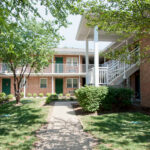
[0,48,95,96]
[0,16,150,108]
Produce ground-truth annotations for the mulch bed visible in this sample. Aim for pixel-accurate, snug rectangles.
[72,103,150,116]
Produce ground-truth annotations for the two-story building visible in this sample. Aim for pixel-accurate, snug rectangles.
[0,48,95,96]
[76,16,150,108]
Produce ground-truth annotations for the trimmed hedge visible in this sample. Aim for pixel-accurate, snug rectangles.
[46,94,58,104]
[75,86,134,112]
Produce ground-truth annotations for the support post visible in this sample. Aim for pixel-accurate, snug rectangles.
[94,26,99,87]
[52,76,54,94]
[52,57,54,73]
[78,76,81,88]
[79,55,80,73]
[24,76,26,98]
[86,40,89,84]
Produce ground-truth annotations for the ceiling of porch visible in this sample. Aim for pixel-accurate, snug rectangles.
[76,16,120,42]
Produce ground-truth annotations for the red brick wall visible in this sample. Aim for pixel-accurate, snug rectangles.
[26,76,52,96]
[140,37,150,107]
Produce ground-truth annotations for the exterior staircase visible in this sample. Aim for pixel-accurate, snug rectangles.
[87,47,140,86]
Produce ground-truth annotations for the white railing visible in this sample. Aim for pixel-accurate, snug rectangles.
[99,67,108,85]
[0,63,94,74]
[87,47,140,85]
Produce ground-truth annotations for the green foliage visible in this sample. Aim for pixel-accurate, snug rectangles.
[27,93,32,97]
[45,94,59,104]
[0,93,7,103]
[20,92,24,98]
[66,93,70,97]
[59,93,63,97]
[39,93,44,97]
[7,94,14,100]
[46,93,51,97]
[75,86,133,112]
[33,93,37,98]
[75,86,102,112]
[50,94,59,100]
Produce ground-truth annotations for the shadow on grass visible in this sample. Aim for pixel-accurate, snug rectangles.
[0,99,48,150]
[82,112,150,149]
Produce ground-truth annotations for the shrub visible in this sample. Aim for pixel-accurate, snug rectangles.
[75,86,133,112]
[20,92,24,98]
[7,94,14,100]
[50,94,58,100]
[27,93,32,97]
[33,93,37,98]
[45,94,58,104]
[75,86,103,112]
[39,93,44,97]
[0,93,6,103]
[66,93,70,97]
[46,93,51,97]
[59,93,63,97]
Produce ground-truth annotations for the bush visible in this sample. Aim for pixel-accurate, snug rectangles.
[39,93,44,97]
[59,93,63,97]
[27,93,32,97]
[7,94,14,100]
[75,86,104,112]
[46,93,51,97]
[45,94,58,104]
[50,94,58,100]
[66,93,70,97]
[33,93,37,98]
[75,86,133,112]
[20,92,24,98]
[0,92,7,103]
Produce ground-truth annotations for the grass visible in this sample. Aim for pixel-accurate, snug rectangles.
[0,98,50,150]
[80,112,150,150]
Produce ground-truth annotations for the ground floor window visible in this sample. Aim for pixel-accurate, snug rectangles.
[67,78,78,88]
[40,78,47,88]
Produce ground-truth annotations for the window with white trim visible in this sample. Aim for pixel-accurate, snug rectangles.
[66,57,78,66]
[40,78,47,88]
[67,78,78,88]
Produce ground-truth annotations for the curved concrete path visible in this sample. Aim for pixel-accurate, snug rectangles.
[36,101,97,150]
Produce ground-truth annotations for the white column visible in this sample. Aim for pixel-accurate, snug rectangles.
[52,57,54,73]
[52,76,54,94]
[94,26,99,87]
[79,55,80,73]
[23,76,26,98]
[86,40,89,84]
[78,76,81,88]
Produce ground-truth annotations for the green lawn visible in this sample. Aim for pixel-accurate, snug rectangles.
[81,113,150,150]
[0,99,50,150]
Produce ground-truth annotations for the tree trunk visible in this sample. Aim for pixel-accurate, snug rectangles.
[16,92,21,104]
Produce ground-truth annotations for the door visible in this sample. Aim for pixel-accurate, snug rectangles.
[55,57,63,73]
[55,78,63,94]
[2,78,11,95]
[135,72,140,99]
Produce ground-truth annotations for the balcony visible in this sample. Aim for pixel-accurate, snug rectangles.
[0,63,93,75]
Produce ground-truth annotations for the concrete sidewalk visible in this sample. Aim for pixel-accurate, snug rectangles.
[36,101,97,150]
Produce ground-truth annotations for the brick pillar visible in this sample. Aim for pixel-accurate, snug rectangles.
[140,37,150,107]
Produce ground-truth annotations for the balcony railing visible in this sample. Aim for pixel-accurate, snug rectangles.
[0,63,93,74]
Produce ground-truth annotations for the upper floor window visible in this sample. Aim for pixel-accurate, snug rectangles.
[66,57,78,66]
[40,78,47,88]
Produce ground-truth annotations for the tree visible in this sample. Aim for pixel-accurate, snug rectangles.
[0,19,61,103]
[82,0,150,60]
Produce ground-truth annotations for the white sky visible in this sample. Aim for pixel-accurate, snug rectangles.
[37,5,111,50]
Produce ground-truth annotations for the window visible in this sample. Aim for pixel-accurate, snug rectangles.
[67,78,78,88]
[40,78,47,88]
[66,57,78,66]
